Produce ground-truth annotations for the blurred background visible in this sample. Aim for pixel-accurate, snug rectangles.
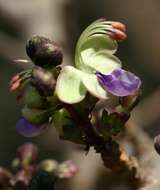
[0,0,160,189]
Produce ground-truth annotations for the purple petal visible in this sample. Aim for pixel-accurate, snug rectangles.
[96,69,141,96]
[16,118,48,137]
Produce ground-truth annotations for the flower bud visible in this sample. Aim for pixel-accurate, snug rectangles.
[112,22,126,33]
[17,143,38,164]
[154,134,160,155]
[9,74,22,92]
[108,22,127,41]
[16,118,48,137]
[14,169,32,186]
[0,167,13,187]
[21,106,51,125]
[56,160,78,179]
[109,29,127,41]
[119,91,140,111]
[24,84,48,109]
[26,36,63,68]
[39,160,58,173]
[32,66,55,96]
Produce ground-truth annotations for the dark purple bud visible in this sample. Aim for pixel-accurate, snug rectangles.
[26,36,63,68]
[16,118,48,137]
[154,134,160,155]
[96,69,141,97]
[32,66,56,96]
[17,143,38,164]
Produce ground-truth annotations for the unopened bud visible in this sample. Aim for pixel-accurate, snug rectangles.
[0,167,13,187]
[26,36,63,68]
[56,160,78,179]
[119,91,140,111]
[109,29,127,41]
[14,169,31,186]
[39,159,58,173]
[21,106,51,125]
[154,134,160,155]
[32,66,56,96]
[9,74,22,92]
[24,84,48,109]
[17,143,38,164]
[112,22,126,32]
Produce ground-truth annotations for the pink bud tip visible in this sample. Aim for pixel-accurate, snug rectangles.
[112,22,126,32]
[9,79,21,92]
[109,29,127,41]
[9,74,20,86]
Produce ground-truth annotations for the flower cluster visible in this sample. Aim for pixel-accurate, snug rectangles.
[56,19,141,103]
[10,19,141,145]
[0,143,78,190]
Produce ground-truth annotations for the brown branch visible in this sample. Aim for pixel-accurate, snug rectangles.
[125,121,160,190]
[63,103,145,188]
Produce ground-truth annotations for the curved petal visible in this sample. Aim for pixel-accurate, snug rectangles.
[75,19,120,73]
[96,69,141,96]
[16,118,48,137]
[81,73,109,99]
[55,66,87,104]
[80,48,121,74]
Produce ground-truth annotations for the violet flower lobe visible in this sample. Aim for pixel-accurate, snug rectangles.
[16,118,48,137]
[96,69,141,97]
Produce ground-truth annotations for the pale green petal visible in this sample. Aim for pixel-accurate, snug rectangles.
[55,66,87,104]
[76,19,118,55]
[81,73,108,99]
[81,47,121,74]
[75,19,119,73]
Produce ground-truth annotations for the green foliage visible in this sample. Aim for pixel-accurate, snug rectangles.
[99,110,130,139]
[22,106,51,125]
[52,109,84,144]
[24,84,48,109]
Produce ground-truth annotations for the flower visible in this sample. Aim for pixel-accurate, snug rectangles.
[55,19,141,104]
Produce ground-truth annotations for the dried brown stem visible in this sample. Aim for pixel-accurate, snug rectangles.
[101,144,145,189]
[63,103,145,188]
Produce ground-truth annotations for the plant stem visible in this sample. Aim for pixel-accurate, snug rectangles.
[63,103,145,189]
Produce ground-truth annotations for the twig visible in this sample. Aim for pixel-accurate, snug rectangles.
[63,103,145,188]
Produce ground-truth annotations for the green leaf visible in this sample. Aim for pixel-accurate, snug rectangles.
[24,84,48,109]
[100,110,128,139]
[52,109,67,136]
[55,66,87,104]
[81,73,108,99]
[22,106,51,124]
[52,109,84,144]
